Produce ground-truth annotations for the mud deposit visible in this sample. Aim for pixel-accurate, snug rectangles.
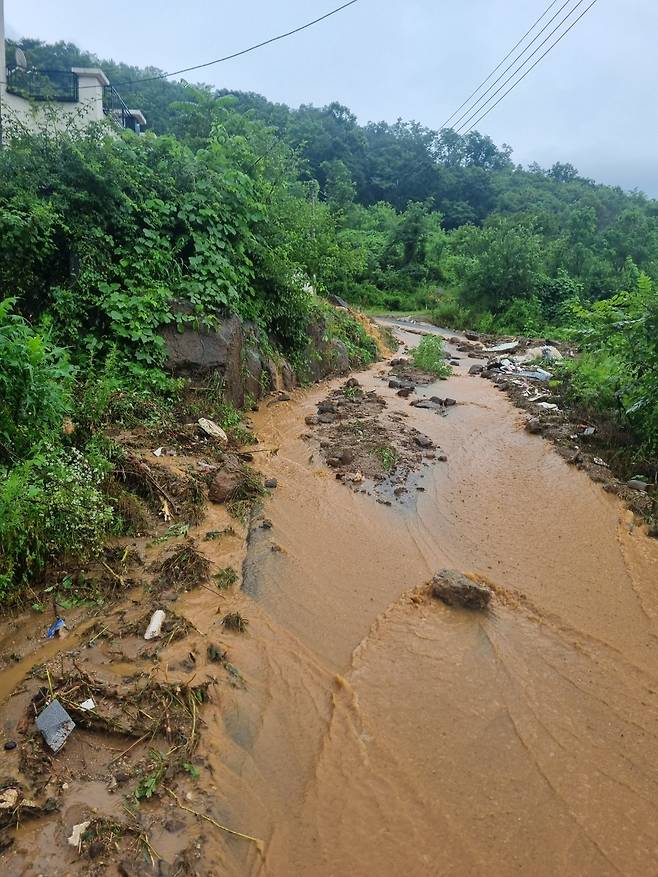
[3,322,658,876]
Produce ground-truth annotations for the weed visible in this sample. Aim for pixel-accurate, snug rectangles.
[373,446,398,472]
[222,611,249,633]
[156,540,211,591]
[215,567,238,589]
[226,468,267,523]
[411,336,452,378]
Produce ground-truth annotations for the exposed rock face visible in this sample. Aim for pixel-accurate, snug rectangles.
[431,569,492,610]
[162,316,244,405]
[162,311,357,405]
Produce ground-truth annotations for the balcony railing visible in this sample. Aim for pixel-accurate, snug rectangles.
[103,85,141,132]
[6,67,79,102]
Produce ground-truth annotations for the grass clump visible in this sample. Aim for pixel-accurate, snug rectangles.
[411,335,452,378]
[155,540,211,591]
[215,566,239,589]
[222,611,249,633]
[373,445,398,472]
[227,468,267,523]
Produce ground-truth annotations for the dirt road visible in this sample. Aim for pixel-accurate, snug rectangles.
[3,322,658,876]
[211,322,658,876]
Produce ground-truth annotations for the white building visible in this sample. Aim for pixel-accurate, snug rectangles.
[0,0,145,138]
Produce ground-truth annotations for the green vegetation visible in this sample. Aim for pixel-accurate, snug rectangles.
[2,33,658,599]
[411,336,452,378]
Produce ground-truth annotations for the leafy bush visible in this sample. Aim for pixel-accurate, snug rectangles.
[0,298,73,463]
[411,335,452,377]
[0,447,113,597]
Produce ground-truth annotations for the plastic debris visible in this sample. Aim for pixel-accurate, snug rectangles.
[4,741,17,751]
[35,700,75,753]
[144,609,166,641]
[47,618,67,639]
[68,821,91,848]
[197,418,228,446]
[484,340,520,354]
[536,402,559,411]
[593,457,609,468]
[79,698,96,712]
[153,447,164,457]
[0,789,19,810]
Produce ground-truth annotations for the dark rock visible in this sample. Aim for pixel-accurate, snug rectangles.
[412,400,443,411]
[397,388,413,398]
[414,434,433,449]
[89,841,104,860]
[339,449,355,465]
[305,415,320,426]
[437,453,448,462]
[163,314,244,407]
[468,365,484,375]
[208,471,240,504]
[326,294,350,308]
[627,479,649,492]
[464,331,480,341]
[3,742,16,751]
[265,478,278,489]
[261,519,273,529]
[318,412,337,424]
[431,569,492,610]
[243,345,264,401]
[345,377,360,388]
[526,417,543,434]
[327,457,342,468]
[444,398,457,407]
[318,401,337,415]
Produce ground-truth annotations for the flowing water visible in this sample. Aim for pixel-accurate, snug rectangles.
[203,323,658,876]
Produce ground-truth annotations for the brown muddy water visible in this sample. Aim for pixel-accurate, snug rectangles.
[207,323,658,877]
[2,323,658,876]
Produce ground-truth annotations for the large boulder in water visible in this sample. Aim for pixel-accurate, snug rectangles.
[431,569,492,610]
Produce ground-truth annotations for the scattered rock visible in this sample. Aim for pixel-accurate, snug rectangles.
[464,332,479,341]
[197,418,229,446]
[318,412,337,424]
[3,742,16,752]
[264,478,278,489]
[345,377,360,388]
[397,387,413,398]
[627,480,649,492]
[413,434,434,449]
[261,519,273,529]
[305,415,320,426]
[468,365,484,376]
[526,417,543,435]
[431,569,492,610]
[208,471,240,504]
[318,401,337,415]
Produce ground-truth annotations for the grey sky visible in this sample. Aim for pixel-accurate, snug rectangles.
[6,1,657,195]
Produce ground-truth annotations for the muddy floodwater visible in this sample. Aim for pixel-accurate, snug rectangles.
[209,324,658,876]
[2,323,658,876]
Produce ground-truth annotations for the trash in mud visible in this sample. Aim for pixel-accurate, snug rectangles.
[35,700,75,752]
[153,446,164,457]
[593,457,609,468]
[144,609,166,640]
[47,617,67,639]
[627,479,649,492]
[197,418,229,446]
[79,698,96,711]
[4,741,17,751]
[537,402,559,411]
[223,611,249,633]
[68,820,91,848]
[431,569,492,610]
[483,340,520,354]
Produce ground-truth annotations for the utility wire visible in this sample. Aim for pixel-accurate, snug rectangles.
[5,1,360,92]
[441,0,562,129]
[455,0,592,133]
[450,0,585,133]
[464,0,598,133]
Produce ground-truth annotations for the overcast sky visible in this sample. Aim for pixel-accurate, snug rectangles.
[5,1,657,195]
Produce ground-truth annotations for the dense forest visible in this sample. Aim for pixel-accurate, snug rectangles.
[1,38,657,594]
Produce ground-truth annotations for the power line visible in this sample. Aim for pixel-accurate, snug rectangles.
[450,0,584,134]
[441,0,562,129]
[455,0,592,134]
[5,1,360,92]
[464,0,598,134]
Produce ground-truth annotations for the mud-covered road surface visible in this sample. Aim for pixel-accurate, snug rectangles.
[3,322,658,876]
[218,322,658,877]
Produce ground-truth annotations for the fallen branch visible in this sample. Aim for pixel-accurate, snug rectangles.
[165,787,264,852]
